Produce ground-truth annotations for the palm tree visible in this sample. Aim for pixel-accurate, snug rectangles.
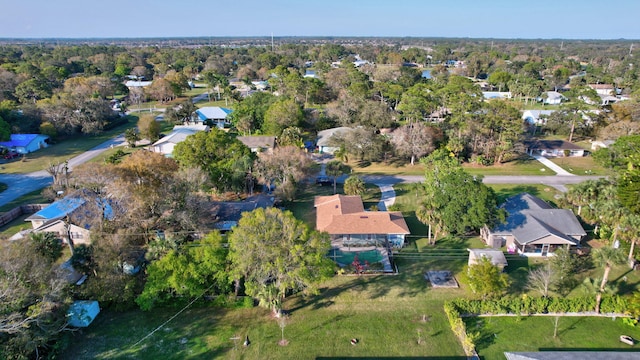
[591,247,626,313]
[618,214,640,266]
[325,160,349,195]
[416,203,444,245]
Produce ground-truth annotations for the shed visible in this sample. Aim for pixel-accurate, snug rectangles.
[468,248,508,269]
[67,300,100,327]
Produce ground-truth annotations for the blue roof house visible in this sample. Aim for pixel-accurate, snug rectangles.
[0,134,50,154]
[25,197,86,229]
[194,107,233,129]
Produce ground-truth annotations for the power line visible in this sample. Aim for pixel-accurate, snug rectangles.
[132,283,216,348]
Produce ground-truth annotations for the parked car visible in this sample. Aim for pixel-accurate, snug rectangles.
[315,176,331,186]
[3,151,19,160]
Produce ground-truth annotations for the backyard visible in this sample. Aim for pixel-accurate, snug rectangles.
[60,179,640,359]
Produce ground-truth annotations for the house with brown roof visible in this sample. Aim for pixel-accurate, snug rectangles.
[314,194,410,249]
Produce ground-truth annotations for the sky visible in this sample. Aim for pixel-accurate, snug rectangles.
[1,0,639,40]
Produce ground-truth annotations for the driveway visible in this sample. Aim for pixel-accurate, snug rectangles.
[532,154,574,176]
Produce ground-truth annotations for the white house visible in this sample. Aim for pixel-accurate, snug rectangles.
[522,110,556,125]
[194,107,233,129]
[588,84,615,96]
[151,127,201,156]
[543,91,566,105]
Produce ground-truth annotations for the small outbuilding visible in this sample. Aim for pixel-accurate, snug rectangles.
[67,300,100,327]
[468,248,508,269]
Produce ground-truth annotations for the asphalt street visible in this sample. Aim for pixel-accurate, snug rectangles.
[0,134,125,207]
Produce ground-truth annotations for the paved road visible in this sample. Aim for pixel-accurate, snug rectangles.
[349,174,605,193]
[0,135,126,207]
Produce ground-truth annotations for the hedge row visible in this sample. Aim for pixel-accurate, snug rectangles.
[443,302,477,356]
[446,295,629,316]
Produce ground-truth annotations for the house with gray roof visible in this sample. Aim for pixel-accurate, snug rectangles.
[316,127,354,154]
[237,135,276,153]
[481,193,586,256]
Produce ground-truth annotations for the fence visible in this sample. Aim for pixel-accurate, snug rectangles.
[0,204,48,228]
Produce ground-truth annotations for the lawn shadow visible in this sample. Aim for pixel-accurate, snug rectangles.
[464,317,498,350]
[505,258,531,293]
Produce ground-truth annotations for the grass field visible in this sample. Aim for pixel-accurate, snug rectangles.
[467,316,640,359]
[61,259,468,360]
[549,156,611,176]
[348,155,556,176]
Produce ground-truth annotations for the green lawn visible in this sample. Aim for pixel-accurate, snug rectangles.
[0,213,33,238]
[549,156,611,176]
[348,155,555,176]
[466,316,640,360]
[488,184,561,205]
[61,260,467,360]
[0,189,48,213]
[0,117,137,174]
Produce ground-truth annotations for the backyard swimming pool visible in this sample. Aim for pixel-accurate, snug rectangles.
[327,249,384,265]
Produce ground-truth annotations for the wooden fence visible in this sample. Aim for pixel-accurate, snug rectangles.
[0,204,48,228]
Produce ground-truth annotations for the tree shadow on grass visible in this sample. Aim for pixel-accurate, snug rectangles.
[464,317,498,350]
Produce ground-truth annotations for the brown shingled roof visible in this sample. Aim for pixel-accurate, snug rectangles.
[314,194,410,235]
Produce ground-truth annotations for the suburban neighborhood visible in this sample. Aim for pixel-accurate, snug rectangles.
[0,21,640,360]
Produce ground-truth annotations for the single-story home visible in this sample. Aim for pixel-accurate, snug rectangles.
[588,84,615,96]
[194,106,233,129]
[316,127,354,154]
[468,248,508,269]
[125,80,152,88]
[150,125,208,156]
[522,110,556,126]
[25,197,86,229]
[481,193,586,257]
[30,219,91,246]
[24,194,112,246]
[524,139,586,157]
[237,135,276,153]
[304,70,317,78]
[315,194,410,249]
[211,194,274,233]
[0,134,50,154]
[482,91,511,100]
[542,91,566,105]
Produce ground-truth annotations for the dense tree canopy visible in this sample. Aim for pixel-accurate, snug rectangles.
[173,129,255,191]
[228,208,334,315]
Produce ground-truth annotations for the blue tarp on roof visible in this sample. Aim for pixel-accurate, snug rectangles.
[32,198,86,221]
[0,134,38,147]
[67,300,100,327]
